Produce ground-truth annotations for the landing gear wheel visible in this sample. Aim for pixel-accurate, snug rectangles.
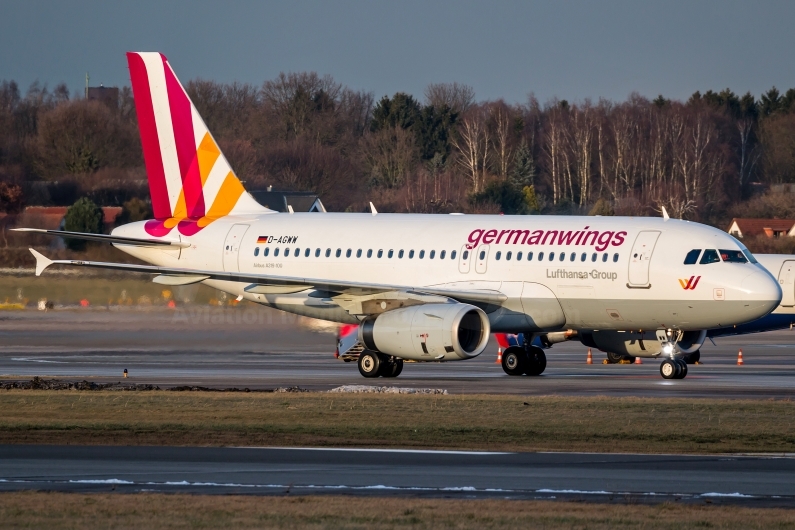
[382,358,404,378]
[501,346,526,376]
[683,350,700,365]
[358,351,382,378]
[524,347,547,376]
[675,359,688,379]
[660,359,677,379]
[605,351,624,364]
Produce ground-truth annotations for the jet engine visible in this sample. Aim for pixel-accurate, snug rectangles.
[580,329,707,358]
[359,303,490,361]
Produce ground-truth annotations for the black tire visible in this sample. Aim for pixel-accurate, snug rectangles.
[675,359,688,379]
[382,358,404,378]
[683,350,700,364]
[358,351,382,378]
[660,359,677,379]
[501,346,526,376]
[605,351,624,364]
[525,347,547,376]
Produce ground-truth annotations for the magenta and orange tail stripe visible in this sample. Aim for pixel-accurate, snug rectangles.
[125,52,267,237]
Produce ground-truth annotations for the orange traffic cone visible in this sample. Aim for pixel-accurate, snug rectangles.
[586,348,593,364]
[635,356,642,364]
[495,347,503,364]
[737,349,744,366]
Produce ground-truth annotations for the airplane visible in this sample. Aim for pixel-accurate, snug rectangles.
[14,52,782,381]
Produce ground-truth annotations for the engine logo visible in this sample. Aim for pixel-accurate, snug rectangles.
[679,276,701,290]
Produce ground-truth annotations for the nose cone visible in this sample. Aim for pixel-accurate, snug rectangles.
[741,270,782,319]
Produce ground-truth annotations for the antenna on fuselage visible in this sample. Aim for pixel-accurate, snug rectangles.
[661,206,670,221]
[370,202,378,216]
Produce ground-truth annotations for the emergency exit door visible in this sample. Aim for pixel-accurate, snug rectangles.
[778,260,795,306]
[223,224,249,272]
[627,231,660,287]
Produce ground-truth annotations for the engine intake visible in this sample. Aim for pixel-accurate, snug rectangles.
[359,303,490,361]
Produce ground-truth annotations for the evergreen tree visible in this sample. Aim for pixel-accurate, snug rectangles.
[370,93,421,132]
[510,140,535,189]
[63,197,104,250]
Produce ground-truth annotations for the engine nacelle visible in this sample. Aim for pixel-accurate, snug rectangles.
[359,303,490,361]
[580,329,706,358]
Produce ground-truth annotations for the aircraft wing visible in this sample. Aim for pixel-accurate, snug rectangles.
[12,228,189,248]
[27,249,506,307]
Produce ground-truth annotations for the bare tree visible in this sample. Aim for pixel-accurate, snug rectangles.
[424,82,475,113]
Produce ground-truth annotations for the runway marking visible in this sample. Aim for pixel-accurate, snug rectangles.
[9,358,64,364]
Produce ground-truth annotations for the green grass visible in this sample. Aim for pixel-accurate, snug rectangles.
[1,391,793,453]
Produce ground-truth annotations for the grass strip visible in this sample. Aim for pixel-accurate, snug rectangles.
[0,391,793,453]
[1,492,795,529]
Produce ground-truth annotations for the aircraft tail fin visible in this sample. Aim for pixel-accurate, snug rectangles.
[126,52,268,236]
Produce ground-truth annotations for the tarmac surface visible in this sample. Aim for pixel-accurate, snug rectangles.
[1,445,794,506]
[1,308,794,397]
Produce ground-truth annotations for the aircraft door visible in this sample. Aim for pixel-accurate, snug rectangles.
[475,245,490,274]
[778,260,795,306]
[223,224,249,272]
[458,245,471,273]
[627,230,660,287]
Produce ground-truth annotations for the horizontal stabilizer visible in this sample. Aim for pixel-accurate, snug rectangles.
[12,228,189,248]
[28,248,53,276]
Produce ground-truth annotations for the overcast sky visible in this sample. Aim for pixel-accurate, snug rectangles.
[2,0,794,105]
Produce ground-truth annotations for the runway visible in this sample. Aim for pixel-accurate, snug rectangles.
[1,308,795,397]
[0,445,793,506]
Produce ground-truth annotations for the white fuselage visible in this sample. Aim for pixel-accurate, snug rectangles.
[113,213,781,333]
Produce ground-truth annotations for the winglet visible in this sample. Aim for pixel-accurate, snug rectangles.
[661,206,670,221]
[370,202,378,216]
[29,248,53,276]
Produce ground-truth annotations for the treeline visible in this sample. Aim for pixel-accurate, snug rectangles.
[2,75,795,228]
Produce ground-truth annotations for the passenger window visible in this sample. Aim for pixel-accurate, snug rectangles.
[336,249,341,258]
[462,250,468,260]
[591,253,597,262]
[346,249,352,258]
[506,251,512,261]
[274,248,280,257]
[294,247,300,256]
[560,252,565,262]
[538,252,543,261]
[683,249,701,265]
[719,249,748,263]
[264,247,270,257]
[305,248,310,257]
[581,253,586,262]
[326,248,331,257]
[315,248,320,257]
[409,250,415,259]
[356,249,362,258]
[377,249,383,258]
[451,250,457,259]
[700,249,720,264]
[602,253,607,262]
[399,250,404,258]
[570,252,576,261]
[517,251,523,260]
[549,252,555,261]
[388,249,394,258]
[613,253,619,262]
[440,250,446,259]
[254,248,259,257]
[478,250,485,260]
[419,250,425,259]
[495,251,502,261]
[367,249,372,258]
[284,248,290,257]
[430,250,435,259]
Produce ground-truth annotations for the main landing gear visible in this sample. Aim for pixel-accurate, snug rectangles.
[660,358,688,380]
[357,350,403,378]
[501,346,547,376]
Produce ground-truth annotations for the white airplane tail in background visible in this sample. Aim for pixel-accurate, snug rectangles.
[126,52,267,237]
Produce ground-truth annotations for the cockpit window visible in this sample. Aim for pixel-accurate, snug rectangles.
[699,249,720,264]
[684,249,701,265]
[719,249,748,263]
